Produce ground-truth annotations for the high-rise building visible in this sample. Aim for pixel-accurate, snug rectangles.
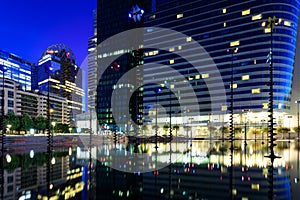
[0,49,33,91]
[88,10,98,110]
[142,0,300,130]
[96,1,152,132]
[32,44,84,125]
[96,0,300,132]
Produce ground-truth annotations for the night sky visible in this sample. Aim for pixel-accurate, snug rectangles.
[0,0,96,65]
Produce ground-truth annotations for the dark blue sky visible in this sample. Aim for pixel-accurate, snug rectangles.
[0,0,96,65]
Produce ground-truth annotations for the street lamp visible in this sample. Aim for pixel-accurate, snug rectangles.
[262,16,282,200]
[51,122,56,135]
[295,100,300,142]
[227,46,238,200]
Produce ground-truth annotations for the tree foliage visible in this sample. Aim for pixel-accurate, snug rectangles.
[6,112,20,131]
[33,116,47,133]
[19,114,33,132]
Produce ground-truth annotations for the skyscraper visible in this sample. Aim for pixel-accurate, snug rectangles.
[96,1,152,132]
[96,0,300,132]
[0,49,33,91]
[33,44,84,125]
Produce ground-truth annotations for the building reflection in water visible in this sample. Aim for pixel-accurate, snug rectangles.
[0,135,300,199]
[96,139,294,200]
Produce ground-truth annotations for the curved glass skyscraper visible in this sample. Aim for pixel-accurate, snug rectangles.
[142,0,300,128]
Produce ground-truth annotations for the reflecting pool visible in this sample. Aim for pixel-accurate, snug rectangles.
[1,135,299,199]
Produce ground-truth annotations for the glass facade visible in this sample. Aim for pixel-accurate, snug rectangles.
[0,49,33,91]
[142,0,300,125]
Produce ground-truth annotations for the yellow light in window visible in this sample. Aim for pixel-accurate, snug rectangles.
[232,189,237,195]
[178,45,182,50]
[252,14,262,20]
[169,47,175,52]
[263,103,268,109]
[221,106,227,111]
[254,59,256,64]
[251,184,260,191]
[170,84,174,89]
[230,40,240,47]
[284,21,291,26]
[149,51,153,56]
[202,73,209,78]
[222,8,226,14]
[186,37,192,42]
[242,75,249,80]
[177,14,183,19]
[145,52,149,56]
[264,28,271,33]
[195,74,200,79]
[149,15,156,19]
[224,22,226,27]
[252,88,260,94]
[242,9,250,16]
[230,83,237,88]
[169,60,174,64]
[242,198,249,200]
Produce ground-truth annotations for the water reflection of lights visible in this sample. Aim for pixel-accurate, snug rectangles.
[97,140,296,172]
[29,150,34,158]
[6,154,11,163]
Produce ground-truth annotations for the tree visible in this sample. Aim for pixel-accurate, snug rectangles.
[55,123,69,133]
[19,114,33,133]
[276,126,290,134]
[6,112,20,134]
[33,116,47,133]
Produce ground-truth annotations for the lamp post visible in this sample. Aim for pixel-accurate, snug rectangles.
[262,16,282,200]
[227,47,238,200]
[154,88,161,149]
[296,101,300,142]
[0,64,6,200]
[44,63,53,198]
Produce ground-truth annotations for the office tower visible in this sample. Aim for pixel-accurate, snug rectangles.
[32,44,84,125]
[142,0,300,130]
[96,1,152,132]
[96,0,300,131]
[88,10,98,110]
[0,49,33,91]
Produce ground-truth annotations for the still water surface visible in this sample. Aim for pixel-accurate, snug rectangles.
[1,135,299,200]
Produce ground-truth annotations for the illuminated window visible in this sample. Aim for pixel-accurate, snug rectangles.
[263,103,268,109]
[254,59,256,64]
[230,83,237,89]
[186,37,192,42]
[230,40,240,47]
[224,22,226,27]
[177,14,183,19]
[170,84,174,89]
[242,198,249,200]
[251,184,260,191]
[222,8,226,14]
[232,189,237,195]
[202,73,209,78]
[149,15,156,19]
[169,60,174,64]
[242,75,249,80]
[195,74,200,79]
[252,14,262,20]
[242,9,250,16]
[252,88,260,94]
[169,47,175,52]
[178,45,182,50]
[145,52,149,56]
[264,28,271,33]
[221,106,227,111]
[284,20,291,26]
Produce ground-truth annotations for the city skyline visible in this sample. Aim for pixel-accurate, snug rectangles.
[0,0,96,65]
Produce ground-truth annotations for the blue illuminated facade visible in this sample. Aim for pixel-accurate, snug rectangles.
[0,49,33,91]
[142,0,300,125]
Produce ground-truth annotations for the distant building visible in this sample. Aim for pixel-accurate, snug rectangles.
[32,44,84,125]
[0,49,33,91]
